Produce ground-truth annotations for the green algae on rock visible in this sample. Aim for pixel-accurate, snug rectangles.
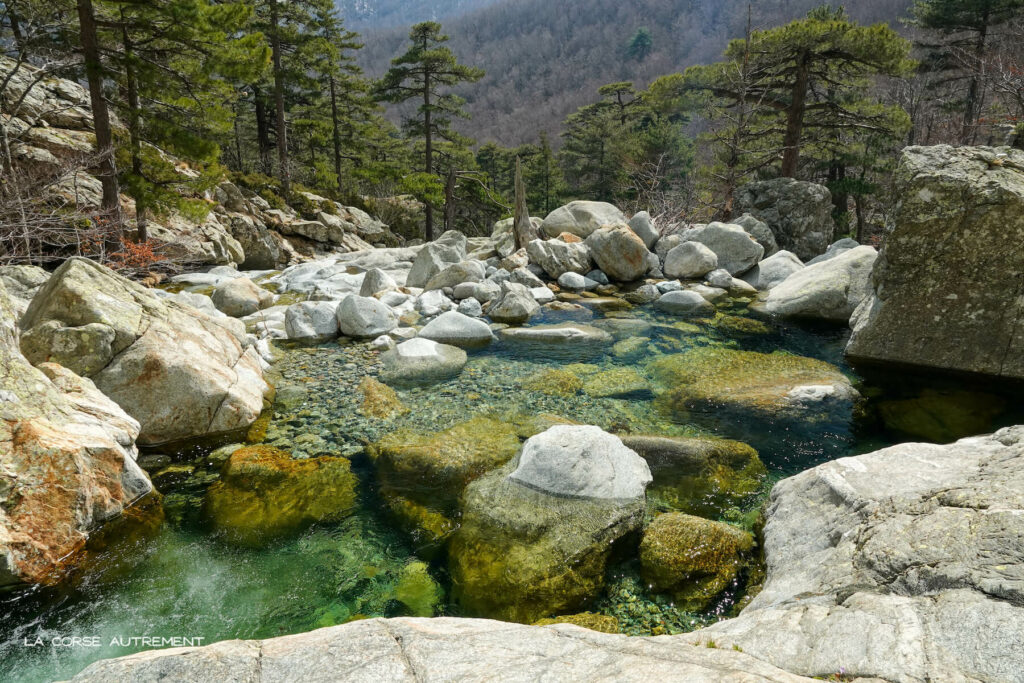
[449,464,645,623]
[649,347,856,419]
[640,513,754,611]
[521,367,583,397]
[393,561,443,617]
[203,446,357,547]
[534,612,620,633]
[582,368,653,399]
[358,376,407,419]
[621,436,767,517]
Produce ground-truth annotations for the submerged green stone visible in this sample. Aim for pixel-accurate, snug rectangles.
[649,347,854,418]
[521,367,583,396]
[582,368,652,399]
[640,513,754,612]
[621,435,767,517]
[449,464,644,624]
[203,446,357,547]
[534,612,620,633]
[393,561,443,617]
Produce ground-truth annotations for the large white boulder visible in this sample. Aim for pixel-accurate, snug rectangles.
[526,238,592,279]
[510,425,652,500]
[285,301,340,342]
[487,281,539,325]
[764,245,877,322]
[663,242,718,279]
[628,211,660,249]
[741,250,804,290]
[211,276,275,318]
[653,290,715,316]
[679,222,764,276]
[20,258,270,445]
[418,311,493,348]
[379,337,467,385]
[540,201,627,239]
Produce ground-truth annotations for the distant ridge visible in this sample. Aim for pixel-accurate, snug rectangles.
[353,0,912,146]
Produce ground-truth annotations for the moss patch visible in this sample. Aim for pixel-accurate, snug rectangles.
[522,368,583,397]
[534,612,619,633]
[393,561,443,617]
[878,389,1005,443]
[582,368,652,399]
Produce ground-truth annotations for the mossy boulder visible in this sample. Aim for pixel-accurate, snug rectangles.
[711,314,772,336]
[368,417,522,545]
[621,436,766,517]
[640,513,754,611]
[449,463,645,623]
[203,446,357,547]
[358,376,407,419]
[368,417,521,509]
[649,347,857,419]
[534,612,619,633]
[510,413,580,439]
[521,368,583,397]
[611,336,650,361]
[878,389,1005,444]
[582,368,652,399]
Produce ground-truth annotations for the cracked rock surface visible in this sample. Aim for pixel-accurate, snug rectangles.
[65,617,811,682]
[687,425,1024,682]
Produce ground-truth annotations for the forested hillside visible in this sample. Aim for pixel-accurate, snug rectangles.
[335,0,502,30]
[357,0,915,145]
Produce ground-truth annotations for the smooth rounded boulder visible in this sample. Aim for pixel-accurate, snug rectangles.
[379,337,467,385]
[540,201,627,239]
[663,241,718,279]
[418,311,493,348]
[211,276,274,318]
[741,250,804,290]
[526,238,592,279]
[510,425,652,500]
[653,290,715,316]
[678,222,764,276]
[584,223,651,282]
[336,295,398,338]
[488,281,539,324]
[764,245,877,322]
[285,301,340,342]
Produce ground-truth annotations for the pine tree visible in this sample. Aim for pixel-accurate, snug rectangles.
[685,6,913,179]
[627,27,653,62]
[375,21,484,240]
[911,0,1024,142]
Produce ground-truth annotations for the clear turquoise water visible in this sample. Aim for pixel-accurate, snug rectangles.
[2,302,1018,683]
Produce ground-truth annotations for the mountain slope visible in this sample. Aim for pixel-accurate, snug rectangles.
[336,0,505,30]
[357,0,912,146]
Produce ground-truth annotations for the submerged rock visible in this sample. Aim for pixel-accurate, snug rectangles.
[379,338,467,386]
[499,323,612,354]
[650,347,857,420]
[581,368,652,399]
[534,613,620,633]
[203,446,357,547]
[877,388,1005,443]
[357,377,407,419]
[846,145,1024,381]
[621,435,766,517]
[19,258,270,444]
[640,513,754,611]
[450,461,646,622]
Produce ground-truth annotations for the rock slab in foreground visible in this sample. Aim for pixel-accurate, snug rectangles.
[67,617,811,682]
[847,145,1024,381]
[688,426,1024,682]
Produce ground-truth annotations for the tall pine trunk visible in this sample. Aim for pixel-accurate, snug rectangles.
[254,86,273,175]
[269,0,290,196]
[961,19,989,145]
[77,0,120,217]
[122,18,147,242]
[781,54,810,179]
[329,75,344,197]
[423,71,433,241]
